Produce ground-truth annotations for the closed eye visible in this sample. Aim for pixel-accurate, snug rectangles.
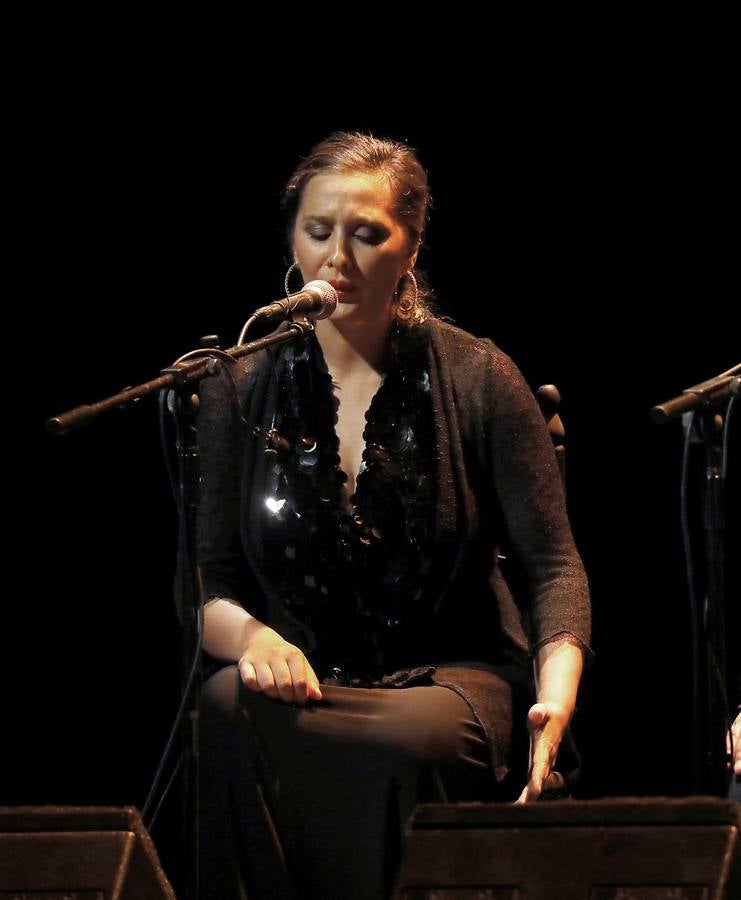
[355,229,385,245]
[304,228,386,245]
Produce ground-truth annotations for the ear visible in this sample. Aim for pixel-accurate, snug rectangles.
[407,239,420,270]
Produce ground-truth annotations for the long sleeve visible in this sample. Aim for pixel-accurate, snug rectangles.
[478,343,592,654]
[196,363,256,610]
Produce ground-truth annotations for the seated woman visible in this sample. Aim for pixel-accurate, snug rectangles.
[195,131,591,900]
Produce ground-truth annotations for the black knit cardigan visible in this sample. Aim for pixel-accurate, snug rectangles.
[194,316,591,782]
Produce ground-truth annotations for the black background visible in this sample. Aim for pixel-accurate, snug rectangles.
[10,9,739,894]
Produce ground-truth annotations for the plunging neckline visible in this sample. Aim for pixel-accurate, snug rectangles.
[263,317,434,530]
[313,333,389,511]
[329,374,386,508]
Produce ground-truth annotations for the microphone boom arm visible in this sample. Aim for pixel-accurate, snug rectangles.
[46,319,314,436]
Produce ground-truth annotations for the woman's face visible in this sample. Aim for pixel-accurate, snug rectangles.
[292,170,418,325]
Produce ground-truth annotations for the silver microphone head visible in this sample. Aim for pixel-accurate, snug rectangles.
[303,280,338,319]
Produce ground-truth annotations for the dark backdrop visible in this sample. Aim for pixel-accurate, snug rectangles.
[10,9,738,894]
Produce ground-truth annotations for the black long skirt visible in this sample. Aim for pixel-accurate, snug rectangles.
[198,664,526,900]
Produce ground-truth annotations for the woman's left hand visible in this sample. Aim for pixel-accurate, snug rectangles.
[515,701,571,804]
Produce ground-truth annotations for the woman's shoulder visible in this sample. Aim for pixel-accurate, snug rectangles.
[422,316,526,388]
[196,330,283,422]
[204,324,291,388]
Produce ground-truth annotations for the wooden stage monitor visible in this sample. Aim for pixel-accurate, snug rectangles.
[0,806,175,900]
[395,796,741,900]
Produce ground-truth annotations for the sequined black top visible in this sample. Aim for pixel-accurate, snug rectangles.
[256,320,438,680]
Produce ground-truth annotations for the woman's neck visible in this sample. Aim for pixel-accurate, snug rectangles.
[314,309,395,378]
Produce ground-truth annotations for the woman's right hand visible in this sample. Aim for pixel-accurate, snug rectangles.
[237,619,323,705]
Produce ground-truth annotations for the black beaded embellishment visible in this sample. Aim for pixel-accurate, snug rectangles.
[256,320,437,679]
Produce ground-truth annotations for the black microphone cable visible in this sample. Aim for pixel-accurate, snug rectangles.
[143,347,246,830]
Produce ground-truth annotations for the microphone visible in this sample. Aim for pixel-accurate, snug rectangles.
[254,280,338,321]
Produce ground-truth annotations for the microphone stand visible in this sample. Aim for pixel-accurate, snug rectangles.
[698,411,728,795]
[651,365,739,795]
[47,317,316,900]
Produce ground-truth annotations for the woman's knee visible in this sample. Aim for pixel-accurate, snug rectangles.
[201,664,243,725]
[200,664,265,775]
[374,686,489,767]
[201,665,299,749]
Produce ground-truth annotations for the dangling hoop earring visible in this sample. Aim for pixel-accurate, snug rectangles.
[396,270,419,321]
[284,261,302,297]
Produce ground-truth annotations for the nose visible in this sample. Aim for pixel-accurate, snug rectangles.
[327,230,350,270]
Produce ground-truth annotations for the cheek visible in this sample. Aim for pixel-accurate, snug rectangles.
[380,254,410,288]
[364,247,404,279]
[293,235,317,269]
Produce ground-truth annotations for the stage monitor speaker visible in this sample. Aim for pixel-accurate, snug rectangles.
[394,796,741,900]
[0,806,175,900]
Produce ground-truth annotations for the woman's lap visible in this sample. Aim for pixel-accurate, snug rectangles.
[199,664,507,899]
